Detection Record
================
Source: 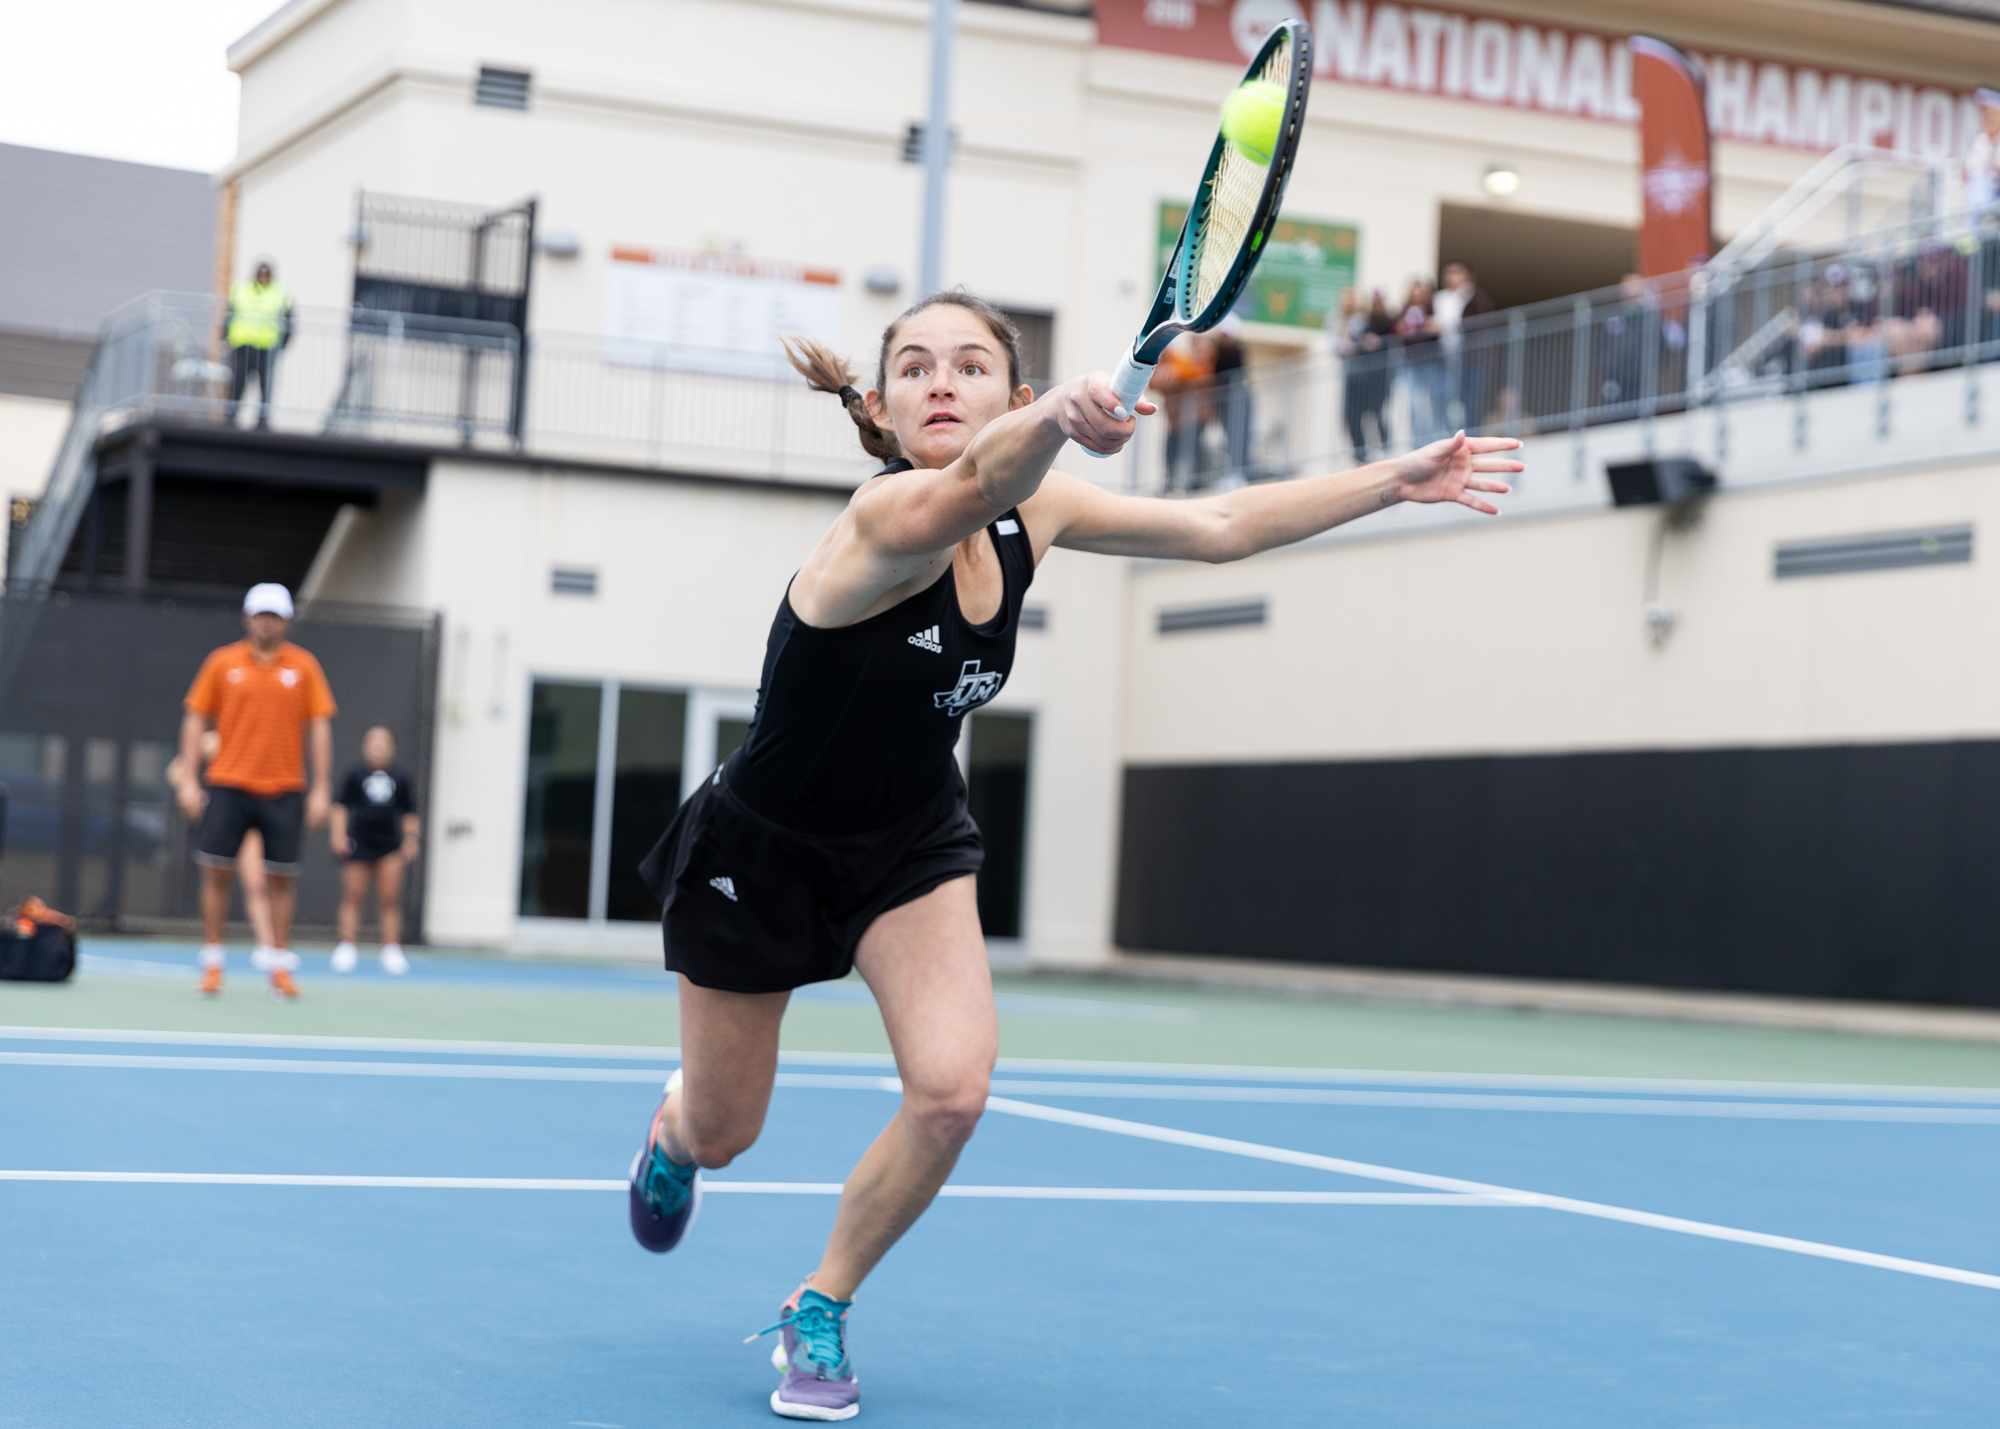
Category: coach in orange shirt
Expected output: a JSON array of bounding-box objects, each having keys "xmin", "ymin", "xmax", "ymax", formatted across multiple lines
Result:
[{"xmin": 174, "ymin": 583, "xmax": 336, "ymax": 998}]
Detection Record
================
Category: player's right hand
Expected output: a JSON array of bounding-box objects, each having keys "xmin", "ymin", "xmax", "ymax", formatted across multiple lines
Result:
[
  {"xmin": 175, "ymin": 782, "xmax": 206, "ymax": 822},
  {"xmin": 1046, "ymin": 374, "xmax": 1155, "ymax": 456}
]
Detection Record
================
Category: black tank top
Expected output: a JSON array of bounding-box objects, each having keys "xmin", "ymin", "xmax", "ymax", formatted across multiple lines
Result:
[{"xmin": 729, "ymin": 462, "xmax": 1034, "ymax": 834}]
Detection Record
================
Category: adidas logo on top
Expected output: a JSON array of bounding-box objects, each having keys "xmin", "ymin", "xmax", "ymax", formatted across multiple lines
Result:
[
  {"xmin": 907, "ymin": 624, "xmax": 943, "ymax": 653},
  {"xmin": 709, "ymin": 875, "xmax": 738, "ymax": 902}
]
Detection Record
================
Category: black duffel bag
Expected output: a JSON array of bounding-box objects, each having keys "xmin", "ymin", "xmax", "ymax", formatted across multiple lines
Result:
[{"xmin": 0, "ymin": 906, "xmax": 77, "ymax": 982}]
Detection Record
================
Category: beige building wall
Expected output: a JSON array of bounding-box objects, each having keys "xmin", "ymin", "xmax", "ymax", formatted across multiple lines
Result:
[
  {"xmin": 1123, "ymin": 455, "xmax": 2000, "ymax": 765},
  {"xmin": 0, "ymin": 394, "xmax": 71, "ymax": 502},
  {"xmin": 219, "ymin": 0, "xmax": 2000, "ymax": 960}
]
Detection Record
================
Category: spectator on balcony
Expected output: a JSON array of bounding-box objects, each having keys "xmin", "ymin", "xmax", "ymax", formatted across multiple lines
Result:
[
  {"xmin": 1595, "ymin": 274, "xmax": 1650, "ymax": 414},
  {"xmin": 1337, "ymin": 286, "xmax": 1396, "ymax": 458},
  {"xmin": 1205, "ymin": 315, "xmax": 1252, "ymax": 486},
  {"xmin": 1965, "ymin": 91, "xmax": 2000, "ymax": 216},
  {"xmin": 1881, "ymin": 241, "xmax": 1963, "ymax": 372},
  {"xmin": 1430, "ymin": 261, "xmax": 1495, "ymax": 430},
  {"xmin": 1151, "ymin": 330, "xmax": 1215, "ymax": 492},
  {"xmin": 223, "ymin": 259, "xmax": 293, "ymax": 430},
  {"xmin": 1799, "ymin": 264, "xmax": 1875, "ymax": 383},
  {"xmin": 1394, "ymin": 278, "xmax": 1441, "ymax": 440}
]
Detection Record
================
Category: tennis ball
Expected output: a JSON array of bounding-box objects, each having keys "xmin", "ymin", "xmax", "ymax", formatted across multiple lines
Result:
[{"xmin": 1220, "ymin": 79, "xmax": 1286, "ymax": 165}]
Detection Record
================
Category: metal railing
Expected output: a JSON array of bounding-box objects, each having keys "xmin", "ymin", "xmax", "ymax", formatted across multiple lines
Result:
[
  {"xmin": 520, "ymin": 332, "xmax": 880, "ymax": 484},
  {"xmin": 10, "ymin": 293, "xmax": 526, "ymax": 588},
  {"xmin": 10, "ymin": 294, "xmax": 886, "ymax": 589},
  {"xmin": 1132, "ymin": 172, "xmax": 2000, "ymax": 495}
]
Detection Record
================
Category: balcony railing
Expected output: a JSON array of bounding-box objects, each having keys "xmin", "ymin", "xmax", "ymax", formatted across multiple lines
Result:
[
  {"xmin": 1131, "ymin": 197, "xmax": 2000, "ymax": 496},
  {"xmin": 10, "ymin": 294, "xmax": 878, "ymax": 588}
]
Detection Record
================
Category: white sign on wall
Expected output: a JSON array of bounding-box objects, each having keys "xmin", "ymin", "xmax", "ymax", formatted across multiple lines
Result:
[{"xmin": 603, "ymin": 246, "xmax": 843, "ymax": 378}]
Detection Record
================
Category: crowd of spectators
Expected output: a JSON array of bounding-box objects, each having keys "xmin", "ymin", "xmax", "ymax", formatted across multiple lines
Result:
[
  {"xmin": 1149, "ymin": 314, "xmax": 1252, "ymax": 492},
  {"xmin": 1335, "ymin": 261, "xmax": 1497, "ymax": 457}
]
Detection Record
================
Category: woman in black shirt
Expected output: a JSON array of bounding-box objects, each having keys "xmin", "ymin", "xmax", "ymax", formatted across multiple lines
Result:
[
  {"xmin": 329, "ymin": 725, "xmax": 419, "ymax": 975},
  {"xmin": 628, "ymin": 290, "xmax": 1520, "ymax": 1420}
]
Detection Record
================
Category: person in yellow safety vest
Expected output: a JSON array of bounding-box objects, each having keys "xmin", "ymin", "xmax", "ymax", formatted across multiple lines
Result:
[{"xmin": 223, "ymin": 260, "xmax": 293, "ymax": 430}]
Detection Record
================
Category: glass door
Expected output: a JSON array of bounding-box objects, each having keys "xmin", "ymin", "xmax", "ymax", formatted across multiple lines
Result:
[
  {"xmin": 966, "ymin": 711, "xmax": 1031, "ymax": 937},
  {"xmin": 520, "ymin": 679, "xmax": 748, "ymax": 924}
]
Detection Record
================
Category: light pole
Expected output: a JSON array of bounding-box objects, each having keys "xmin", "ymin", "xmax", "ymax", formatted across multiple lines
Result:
[{"xmin": 918, "ymin": 0, "xmax": 958, "ymax": 297}]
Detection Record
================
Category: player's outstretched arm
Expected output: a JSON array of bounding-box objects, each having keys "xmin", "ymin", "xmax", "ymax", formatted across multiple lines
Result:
[
  {"xmin": 1038, "ymin": 431, "xmax": 1519, "ymax": 564},
  {"xmin": 854, "ymin": 374, "xmax": 1153, "ymax": 559}
]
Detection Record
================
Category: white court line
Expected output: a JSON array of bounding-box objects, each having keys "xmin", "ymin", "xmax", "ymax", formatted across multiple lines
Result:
[
  {"xmin": 982, "ymin": 1080, "xmax": 2000, "ymax": 1124},
  {"xmin": 6, "ymin": 1051, "xmax": 1997, "ymax": 1122},
  {"xmin": 8, "ymin": 1026, "xmax": 2000, "ymax": 1104},
  {"xmin": 0, "ymin": 1170, "xmax": 1498, "ymax": 1204},
  {"xmin": 0, "ymin": 1051, "xmax": 680, "ymax": 1083},
  {"xmin": 984, "ymin": 1097, "xmax": 2000, "ymax": 1292}
]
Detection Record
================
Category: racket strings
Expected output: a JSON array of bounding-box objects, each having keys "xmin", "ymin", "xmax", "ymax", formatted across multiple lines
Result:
[{"xmin": 1188, "ymin": 41, "xmax": 1295, "ymax": 316}]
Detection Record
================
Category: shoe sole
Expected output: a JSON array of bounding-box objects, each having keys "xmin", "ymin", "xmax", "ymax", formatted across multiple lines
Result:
[{"xmin": 768, "ymin": 1391, "xmax": 858, "ymax": 1422}]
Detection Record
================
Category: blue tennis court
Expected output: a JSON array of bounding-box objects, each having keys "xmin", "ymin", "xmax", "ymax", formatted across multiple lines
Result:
[{"xmin": 5, "ymin": 981, "xmax": 1999, "ymax": 1427}]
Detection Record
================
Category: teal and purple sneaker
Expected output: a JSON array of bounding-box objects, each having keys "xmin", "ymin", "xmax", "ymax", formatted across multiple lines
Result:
[
  {"xmin": 627, "ymin": 1070, "xmax": 700, "ymax": 1253},
  {"xmin": 750, "ymin": 1283, "xmax": 859, "ymax": 1421}
]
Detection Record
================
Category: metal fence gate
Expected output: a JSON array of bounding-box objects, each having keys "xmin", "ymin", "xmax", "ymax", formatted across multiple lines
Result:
[{"xmin": 0, "ymin": 593, "xmax": 439, "ymax": 939}]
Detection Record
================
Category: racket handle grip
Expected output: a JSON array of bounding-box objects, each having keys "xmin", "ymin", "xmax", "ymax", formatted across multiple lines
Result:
[{"xmin": 1109, "ymin": 352, "xmax": 1155, "ymax": 415}]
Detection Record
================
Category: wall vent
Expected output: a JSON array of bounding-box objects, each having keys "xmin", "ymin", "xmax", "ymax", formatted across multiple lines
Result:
[
  {"xmin": 475, "ymin": 67, "xmax": 532, "ymax": 110},
  {"xmin": 550, "ymin": 567, "xmax": 597, "ymax": 596},
  {"xmin": 1774, "ymin": 526, "xmax": 1971, "ymax": 579},
  {"xmin": 1019, "ymin": 604, "xmax": 1048, "ymax": 631},
  {"xmin": 901, "ymin": 122, "xmax": 958, "ymax": 164},
  {"xmin": 1158, "ymin": 599, "xmax": 1266, "ymax": 634}
]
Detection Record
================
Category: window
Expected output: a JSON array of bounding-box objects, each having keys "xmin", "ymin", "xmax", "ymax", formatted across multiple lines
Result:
[{"xmin": 966, "ymin": 712, "xmax": 1032, "ymax": 937}]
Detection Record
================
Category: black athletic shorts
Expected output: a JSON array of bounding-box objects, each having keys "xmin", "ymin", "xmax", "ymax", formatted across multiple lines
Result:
[
  {"xmin": 639, "ymin": 761, "xmax": 984, "ymax": 994},
  {"xmin": 195, "ymin": 786, "xmax": 305, "ymax": 875},
  {"xmin": 341, "ymin": 834, "xmax": 403, "ymax": 865}
]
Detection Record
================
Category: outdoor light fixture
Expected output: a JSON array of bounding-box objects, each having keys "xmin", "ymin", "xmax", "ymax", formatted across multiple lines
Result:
[
  {"xmin": 864, "ymin": 265, "xmax": 902, "ymax": 295},
  {"xmin": 343, "ymin": 224, "xmax": 369, "ymax": 249},
  {"xmin": 1482, "ymin": 164, "xmax": 1520, "ymax": 198},
  {"xmin": 539, "ymin": 228, "xmax": 582, "ymax": 259}
]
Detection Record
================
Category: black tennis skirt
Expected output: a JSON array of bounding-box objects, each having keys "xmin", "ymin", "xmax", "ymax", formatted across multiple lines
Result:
[{"xmin": 637, "ymin": 759, "xmax": 984, "ymax": 994}]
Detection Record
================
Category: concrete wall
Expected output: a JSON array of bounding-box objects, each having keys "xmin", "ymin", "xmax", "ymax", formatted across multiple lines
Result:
[
  {"xmin": 1123, "ymin": 453, "xmax": 2000, "ymax": 765},
  {"xmin": 216, "ymin": 0, "xmax": 1951, "ymax": 373}
]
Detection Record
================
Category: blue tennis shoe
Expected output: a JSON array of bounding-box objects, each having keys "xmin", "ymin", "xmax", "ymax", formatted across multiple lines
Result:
[{"xmin": 628, "ymin": 1070, "xmax": 701, "ymax": 1253}]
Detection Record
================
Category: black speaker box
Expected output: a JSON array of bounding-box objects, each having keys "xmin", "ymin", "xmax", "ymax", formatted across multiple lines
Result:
[{"xmin": 1607, "ymin": 457, "xmax": 1717, "ymax": 507}]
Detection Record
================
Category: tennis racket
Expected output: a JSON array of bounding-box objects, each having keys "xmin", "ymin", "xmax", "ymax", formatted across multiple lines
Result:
[{"xmin": 1108, "ymin": 19, "xmax": 1314, "ymax": 417}]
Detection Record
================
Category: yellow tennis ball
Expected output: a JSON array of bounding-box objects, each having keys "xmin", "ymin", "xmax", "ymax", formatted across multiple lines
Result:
[{"xmin": 1220, "ymin": 79, "xmax": 1286, "ymax": 165}]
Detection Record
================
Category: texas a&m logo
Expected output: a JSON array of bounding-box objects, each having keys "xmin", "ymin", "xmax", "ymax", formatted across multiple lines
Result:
[{"xmin": 933, "ymin": 660, "xmax": 1003, "ymax": 717}]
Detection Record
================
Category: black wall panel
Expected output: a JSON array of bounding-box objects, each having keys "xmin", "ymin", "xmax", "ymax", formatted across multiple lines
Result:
[{"xmin": 1115, "ymin": 743, "xmax": 2000, "ymax": 1006}]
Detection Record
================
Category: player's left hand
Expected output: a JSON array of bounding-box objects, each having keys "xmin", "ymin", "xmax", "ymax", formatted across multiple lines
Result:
[
  {"xmin": 1047, "ymin": 374, "xmax": 1157, "ymax": 456},
  {"xmin": 1391, "ymin": 431, "xmax": 1520, "ymax": 514},
  {"xmin": 306, "ymin": 787, "xmax": 332, "ymax": 829}
]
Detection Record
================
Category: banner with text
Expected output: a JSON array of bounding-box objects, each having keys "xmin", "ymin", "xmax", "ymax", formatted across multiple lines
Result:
[
  {"xmin": 1160, "ymin": 203, "xmax": 1358, "ymax": 328},
  {"xmin": 604, "ymin": 247, "xmax": 842, "ymax": 378},
  {"xmin": 1104, "ymin": 0, "xmax": 1980, "ymax": 159}
]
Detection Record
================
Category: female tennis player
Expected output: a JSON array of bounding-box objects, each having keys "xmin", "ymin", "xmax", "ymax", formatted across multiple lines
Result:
[{"xmin": 628, "ymin": 289, "xmax": 1519, "ymax": 1421}]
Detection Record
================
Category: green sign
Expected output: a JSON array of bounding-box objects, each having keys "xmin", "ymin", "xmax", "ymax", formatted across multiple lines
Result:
[{"xmin": 1157, "ymin": 203, "xmax": 1358, "ymax": 330}]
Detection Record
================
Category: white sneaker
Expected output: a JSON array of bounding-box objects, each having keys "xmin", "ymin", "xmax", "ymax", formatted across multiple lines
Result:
[
  {"xmin": 380, "ymin": 944, "xmax": 409, "ymax": 976},
  {"xmin": 330, "ymin": 942, "xmax": 359, "ymax": 973}
]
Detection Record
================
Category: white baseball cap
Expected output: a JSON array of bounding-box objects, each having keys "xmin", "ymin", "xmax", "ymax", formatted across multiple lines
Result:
[{"xmin": 243, "ymin": 583, "xmax": 294, "ymax": 618}]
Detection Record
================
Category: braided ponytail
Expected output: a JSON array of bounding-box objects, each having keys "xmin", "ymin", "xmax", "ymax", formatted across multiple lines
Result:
[{"xmin": 781, "ymin": 335, "xmax": 902, "ymax": 464}]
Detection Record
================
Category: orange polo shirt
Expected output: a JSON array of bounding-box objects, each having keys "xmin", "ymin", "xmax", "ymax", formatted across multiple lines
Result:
[{"xmin": 184, "ymin": 641, "xmax": 337, "ymax": 797}]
